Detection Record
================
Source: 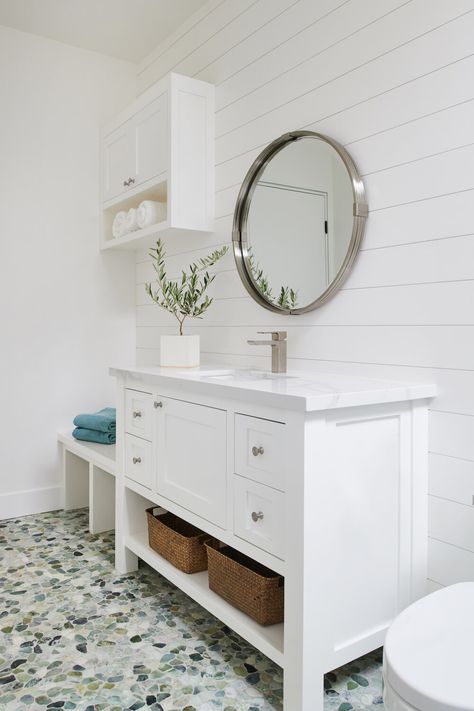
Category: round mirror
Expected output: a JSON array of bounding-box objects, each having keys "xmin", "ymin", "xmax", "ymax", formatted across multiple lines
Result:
[{"xmin": 232, "ymin": 131, "xmax": 368, "ymax": 314}]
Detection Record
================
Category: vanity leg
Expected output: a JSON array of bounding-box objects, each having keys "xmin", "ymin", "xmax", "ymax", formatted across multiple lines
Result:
[
  {"xmin": 283, "ymin": 548, "xmax": 325, "ymax": 708},
  {"xmin": 116, "ymin": 543, "xmax": 138, "ymax": 574},
  {"xmin": 114, "ymin": 374, "xmax": 139, "ymax": 575},
  {"xmin": 283, "ymin": 569, "xmax": 326, "ymax": 711},
  {"xmin": 283, "ymin": 414, "xmax": 327, "ymax": 711},
  {"xmin": 283, "ymin": 665, "xmax": 325, "ymax": 711}
]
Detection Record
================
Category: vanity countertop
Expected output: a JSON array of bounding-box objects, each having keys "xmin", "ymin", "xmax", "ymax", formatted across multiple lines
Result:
[{"xmin": 110, "ymin": 365, "xmax": 436, "ymax": 412}]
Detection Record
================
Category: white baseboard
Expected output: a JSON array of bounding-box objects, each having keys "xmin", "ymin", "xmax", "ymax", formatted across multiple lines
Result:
[{"xmin": 0, "ymin": 485, "xmax": 63, "ymax": 521}]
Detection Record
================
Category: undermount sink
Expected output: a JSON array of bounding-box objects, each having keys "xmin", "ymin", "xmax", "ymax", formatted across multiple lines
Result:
[{"xmin": 196, "ymin": 368, "xmax": 296, "ymax": 381}]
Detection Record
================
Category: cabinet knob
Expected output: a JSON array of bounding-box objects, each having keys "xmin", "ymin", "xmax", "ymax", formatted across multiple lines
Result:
[
  {"xmin": 251, "ymin": 511, "xmax": 264, "ymax": 522},
  {"xmin": 123, "ymin": 179, "xmax": 128, "ymax": 187},
  {"xmin": 154, "ymin": 401, "xmax": 163, "ymax": 408},
  {"xmin": 252, "ymin": 446, "xmax": 264, "ymax": 456},
  {"xmin": 132, "ymin": 410, "xmax": 142, "ymax": 418},
  {"xmin": 129, "ymin": 177, "xmax": 135, "ymax": 184},
  {"xmin": 132, "ymin": 456, "xmax": 142, "ymax": 464}
]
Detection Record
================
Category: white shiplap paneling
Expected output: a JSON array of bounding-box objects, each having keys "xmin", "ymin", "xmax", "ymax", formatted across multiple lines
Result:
[{"xmin": 135, "ymin": 0, "xmax": 474, "ymax": 584}]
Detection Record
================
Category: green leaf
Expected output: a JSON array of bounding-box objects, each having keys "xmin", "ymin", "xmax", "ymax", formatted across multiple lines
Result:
[{"xmin": 144, "ymin": 238, "xmax": 228, "ymax": 332}]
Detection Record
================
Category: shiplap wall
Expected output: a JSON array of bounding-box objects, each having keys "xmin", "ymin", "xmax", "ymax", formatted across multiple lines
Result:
[{"xmin": 134, "ymin": 0, "xmax": 474, "ymax": 588}]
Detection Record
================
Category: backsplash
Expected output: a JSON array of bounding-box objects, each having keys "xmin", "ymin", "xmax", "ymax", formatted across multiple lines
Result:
[{"xmin": 134, "ymin": 0, "xmax": 474, "ymax": 587}]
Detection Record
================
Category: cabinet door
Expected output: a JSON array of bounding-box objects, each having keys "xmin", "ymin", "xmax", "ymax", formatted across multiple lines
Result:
[
  {"xmin": 102, "ymin": 123, "xmax": 132, "ymax": 202},
  {"xmin": 156, "ymin": 397, "xmax": 227, "ymax": 528},
  {"xmin": 133, "ymin": 93, "xmax": 168, "ymax": 187}
]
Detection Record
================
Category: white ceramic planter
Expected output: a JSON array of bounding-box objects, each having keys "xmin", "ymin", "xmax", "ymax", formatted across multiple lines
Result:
[{"xmin": 160, "ymin": 334, "xmax": 200, "ymax": 368}]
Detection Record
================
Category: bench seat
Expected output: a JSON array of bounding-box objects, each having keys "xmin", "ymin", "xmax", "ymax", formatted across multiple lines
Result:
[{"xmin": 58, "ymin": 431, "xmax": 116, "ymax": 534}]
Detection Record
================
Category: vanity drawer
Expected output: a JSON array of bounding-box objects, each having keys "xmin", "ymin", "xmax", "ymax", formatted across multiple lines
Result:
[
  {"xmin": 233, "ymin": 476, "xmax": 284, "ymax": 560},
  {"xmin": 125, "ymin": 434, "xmax": 153, "ymax": 489},
  {"xmin": 125, "ymin": 388, "xmax": 153, "ymax": 440},
  {"xmin": 235, "ymin": 414, "xmax": 285, "ymax": 491}
]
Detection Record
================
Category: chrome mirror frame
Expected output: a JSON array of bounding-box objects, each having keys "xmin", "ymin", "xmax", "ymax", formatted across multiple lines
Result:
[{"xmin": 232, "ymin": 130, "xmax": 368, "ymax": 315}]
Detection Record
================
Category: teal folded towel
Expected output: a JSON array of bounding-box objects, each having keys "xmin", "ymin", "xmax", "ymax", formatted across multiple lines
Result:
[
  {"xmin": 73, "ymin": 407, "xmax": 116, "ymax": 434},
  {"xmin": 73, "ymin": 428, "xmax": 115, "ymax": 445}
]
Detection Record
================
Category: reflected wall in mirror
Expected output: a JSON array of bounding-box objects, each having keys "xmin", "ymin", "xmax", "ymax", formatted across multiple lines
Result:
[{"xmin": 232, "ymin": 131, "xmax": 368, "ymax": 314}]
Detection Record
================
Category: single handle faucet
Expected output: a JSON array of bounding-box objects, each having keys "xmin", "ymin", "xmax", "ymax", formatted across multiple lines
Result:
[{"xmin": 247, "ymin": 331, "xmax": 287, "ymax": 373}]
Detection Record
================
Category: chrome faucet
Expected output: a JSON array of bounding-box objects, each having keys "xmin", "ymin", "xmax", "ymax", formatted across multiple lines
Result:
[{"xmin": 247, "ymin": 331, "xmax": 287, "ymax": 373}]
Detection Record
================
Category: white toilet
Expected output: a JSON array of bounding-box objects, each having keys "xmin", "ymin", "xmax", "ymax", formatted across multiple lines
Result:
[{"xmin": 383, "ymin": 582, "xmax": 474, "ymax": 710}]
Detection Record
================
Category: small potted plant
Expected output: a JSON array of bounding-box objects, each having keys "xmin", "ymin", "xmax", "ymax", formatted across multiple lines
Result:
[{"xmin": 145, "ymin": 238, "xmax": 228, "ymax": 367}]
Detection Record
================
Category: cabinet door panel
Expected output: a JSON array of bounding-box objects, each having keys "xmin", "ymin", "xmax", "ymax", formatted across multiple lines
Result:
[
  {"xmin": 134, "ymin": 93, "xmax": 168, "ymax": 187},
  {"xmin": 102, "ymin": 124, "xmax": 131, "ymax": 201},
  {"xmin": 156, "ymin": 398, "xmax": 226, "ymax": 528}
]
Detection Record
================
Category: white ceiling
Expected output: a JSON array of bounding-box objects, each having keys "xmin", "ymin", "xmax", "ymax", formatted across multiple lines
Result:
[{"xmin": 0, "ymin": 0, "xmax": 210, "ymax": 63}]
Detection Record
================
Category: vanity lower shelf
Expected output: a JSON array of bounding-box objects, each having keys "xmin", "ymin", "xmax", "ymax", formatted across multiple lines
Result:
[{"xmin": 124, "ymin": 529, "xmax": 285, "ymax": 668}]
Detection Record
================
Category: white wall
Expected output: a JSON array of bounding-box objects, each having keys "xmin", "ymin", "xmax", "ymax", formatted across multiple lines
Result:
[
  {"xmin": 134, "ymin": 0, "xmax": 474, "ymax": 589},
  {"xmin": 0, "ymin": 25, "xmax": 137, "ymax": 518}
]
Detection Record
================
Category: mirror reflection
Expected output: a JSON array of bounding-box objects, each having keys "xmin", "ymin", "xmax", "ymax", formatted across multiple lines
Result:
[{"xmin": 233, "ymin": 132, "xmax": 367, "ymax": 314}]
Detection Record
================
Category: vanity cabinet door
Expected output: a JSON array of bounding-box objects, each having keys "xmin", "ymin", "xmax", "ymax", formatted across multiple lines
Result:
[
  {"xmin": 102, "ymin": 123, "xmax": 133, "ymax": 202},
  {"xmin": 155, "ymin": 397, "xmax": 227, "ymax": 528},
  {"xmin": 133, "ymin": 93, "xmax": 168, "ymax": 187}
]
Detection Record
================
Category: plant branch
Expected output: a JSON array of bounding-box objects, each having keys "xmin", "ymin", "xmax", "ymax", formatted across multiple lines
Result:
[{"xmin": 145, "ymin": 239, "xmax": 228, "ymax": 335}]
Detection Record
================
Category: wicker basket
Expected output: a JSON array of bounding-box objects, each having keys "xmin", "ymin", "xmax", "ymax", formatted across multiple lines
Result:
[
  {"xmin": 205, "ymin": 541, "xmax": 284, "ymax": 625},
  {"xmin": 146, "ymin": 507, "xmax": 214, "ymax": 574}
]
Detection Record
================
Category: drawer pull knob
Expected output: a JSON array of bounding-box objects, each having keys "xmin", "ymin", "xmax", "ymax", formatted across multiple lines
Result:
[
  {"xmin": 132, "ymin": 410, "xmax": 142, "ymax": 418},
  {"xmin": 154, "ymin": 401, "xmax": 163, "ymax": 408},
  {"xmin": 251, "ymin": 511, "xmax": 264, "ymax": 522},
  {"xmin": 252, "ymin": 446, "xmax": 264, "ymax": 456},
  {"xmin": 132, "ymin": 456, "xmax": 142, "ymax": 464}
]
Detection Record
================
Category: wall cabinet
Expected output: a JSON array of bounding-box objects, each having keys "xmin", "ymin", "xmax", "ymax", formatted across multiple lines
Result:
[
  {"xmin": 112, "ymin": 366, "xmax": 435, "ymax": 711},
  {"xmin": 102, "ymin": 124, "xmax": 130, "ymax": 202},
  {"xmin": 103, "ymin": 94, "xmax": 168, "ymax": 204},
  {"xmin": 100, "ymin": 72, "xmax": 214, "ymax": 250}
]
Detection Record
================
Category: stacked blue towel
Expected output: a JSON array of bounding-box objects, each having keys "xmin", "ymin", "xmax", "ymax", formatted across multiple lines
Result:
[{"xmin": 72, "ymin": 407, "xmax": 116, "ymax": 445}]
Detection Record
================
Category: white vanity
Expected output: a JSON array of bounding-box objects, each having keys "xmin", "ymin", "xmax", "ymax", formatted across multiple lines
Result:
[{"xmin": 111, "ymin": 364, "xmax": 435, "ymax": 711}]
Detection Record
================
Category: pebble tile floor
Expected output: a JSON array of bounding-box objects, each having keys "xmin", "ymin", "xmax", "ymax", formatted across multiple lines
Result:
[{"xmin": 0, "ymin": 510, "xmax": 384, "ymax": 710}]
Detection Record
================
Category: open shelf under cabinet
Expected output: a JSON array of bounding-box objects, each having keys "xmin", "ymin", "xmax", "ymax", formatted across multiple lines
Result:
[{"xmin": 124, "ymin": 529, "xmax": 285, "ymax": 668}]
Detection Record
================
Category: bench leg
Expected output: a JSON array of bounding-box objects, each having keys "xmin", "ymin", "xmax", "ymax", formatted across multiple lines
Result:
[
  {"xmin": 63, "ymin": 448, "xmax": 89, "ymax": 511},
  {"xmin": 115, "ymin": 480, "xmax": 139, "ymax": 574},
  {"xmin": 90, "ymin": 465, "xmax": 115, "ymax": 534}
]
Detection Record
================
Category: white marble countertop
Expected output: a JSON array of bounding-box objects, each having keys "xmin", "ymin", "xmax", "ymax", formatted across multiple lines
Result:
[{"xmin": 110, "ymin": 365, "xmax": 437, "ymax": 412}]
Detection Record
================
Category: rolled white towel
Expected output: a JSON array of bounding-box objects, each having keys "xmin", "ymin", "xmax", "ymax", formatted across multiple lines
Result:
[
  {"xmin": 112, "ymin": 211, "xmax": 127, "ymax": 238},
  {"xmin": 126, "ymin": 207, "xmax": 139, "ymax": 232},
  {"xmin": 137, "ymin": 200, "xmax": 166, "ymax": 229}
]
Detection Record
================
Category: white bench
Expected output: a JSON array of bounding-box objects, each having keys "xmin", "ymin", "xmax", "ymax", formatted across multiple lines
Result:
[{"xmin": 58, "ymin": 431, "xmax": 116, "ymax": 534}]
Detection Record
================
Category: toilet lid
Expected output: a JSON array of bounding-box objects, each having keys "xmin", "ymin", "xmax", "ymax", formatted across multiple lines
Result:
[{"xmin": 384, "ymin": 583, "xmax": 474, "ymax": 711}]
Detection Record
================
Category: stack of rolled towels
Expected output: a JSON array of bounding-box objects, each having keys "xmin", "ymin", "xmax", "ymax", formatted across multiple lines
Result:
[
  {"xmin": 112, "ymin": 200, "xmax": 166, "ymax": 239},
  {"xmin": 72, "ymin": 407, "xmax": 116, "ymax": 445}
]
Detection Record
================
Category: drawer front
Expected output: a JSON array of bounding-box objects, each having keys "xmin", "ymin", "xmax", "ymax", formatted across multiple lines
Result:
[
  {"xmin": 125, "ymin": 434, "xmax": 153, "ymax": 489},
  {"xmin": 125, "ymin": 389, "xmax": 153, "ymax": 440},
  {"xmin": 233, "ymin": 476, "xmax": 285, "ymax": 560},
  {"xmin": 235, "ymin": 414, "xmax": 285, "ymax": 491}
]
